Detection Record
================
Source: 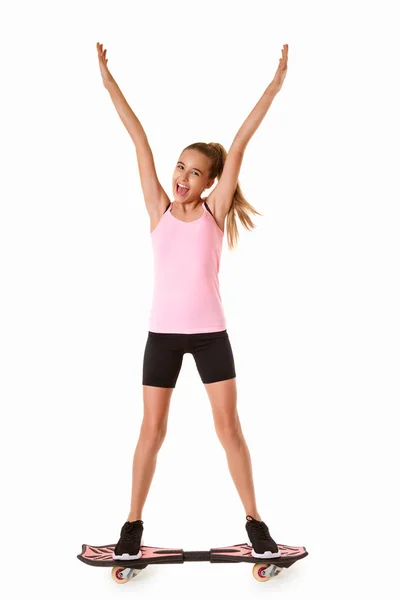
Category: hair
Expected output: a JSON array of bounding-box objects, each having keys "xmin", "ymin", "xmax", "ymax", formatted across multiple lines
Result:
[{"xmin": 183, "ymin": 141, "xmax": 263, "ymax": 250}]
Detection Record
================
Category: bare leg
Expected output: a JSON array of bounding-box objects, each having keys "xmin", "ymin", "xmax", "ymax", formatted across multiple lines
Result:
[
  {"xmin": 204, "ymin": 378, "xmax": 262, "ymax": 521},
  {"xmin": 127, "ymin": 385, "xmax": 173, "ymax": 521}
]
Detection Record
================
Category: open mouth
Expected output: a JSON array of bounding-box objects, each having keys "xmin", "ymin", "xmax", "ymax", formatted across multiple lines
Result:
[{"xmin": 176, "ymin": 183, "xmax": 189, "ymax": 197}]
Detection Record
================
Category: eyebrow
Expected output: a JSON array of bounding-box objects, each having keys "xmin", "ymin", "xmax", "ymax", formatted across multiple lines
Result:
[{"xmin": 177, "ymin": 161, "xmax": 203, "ymax": 174}]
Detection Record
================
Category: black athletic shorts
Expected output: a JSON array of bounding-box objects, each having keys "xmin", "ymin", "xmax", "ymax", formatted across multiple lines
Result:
[{"xmin": 142, "ymin": 329, "xmax": 236, "ymax": 388}]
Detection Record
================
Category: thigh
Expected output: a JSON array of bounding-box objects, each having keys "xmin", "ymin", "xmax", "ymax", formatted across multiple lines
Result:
[
  {"xmin": 190, "ymin": 330, "xmax": 236, "ymax": 385},
  {"xmin": 203, "ymin": 377, "xmax": 239, "ymax": 432},
  {"xmin": 142, "ymin": 332, "xmax": 185, "ymax": 388},
  {"xmin": 142, "ymin": 384, "xmax": 174, "ymax": 432}
]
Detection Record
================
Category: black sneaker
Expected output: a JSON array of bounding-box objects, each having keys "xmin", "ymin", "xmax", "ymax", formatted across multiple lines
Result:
[
  {"xmin": 245, "ymin": 515, "xmax": 281, "ymax": 559},
  {"xmin": 112, "ymin": 519, "xmax": 144, "ymax": 560}
]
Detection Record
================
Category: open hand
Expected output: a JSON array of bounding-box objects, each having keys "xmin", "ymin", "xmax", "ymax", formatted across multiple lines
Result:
[
  {"xmin": 272, "ymin": 44, "xmax": 288, "ymax": 92},
  {"xmin": 96, "ymin": 42, "xmax": 114, "ymax": 87}
]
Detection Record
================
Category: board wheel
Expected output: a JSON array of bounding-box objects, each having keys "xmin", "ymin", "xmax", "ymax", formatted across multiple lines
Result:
[
  {"xmin": 252, "ymin": 563, "xmax": 271, "ymax": 582},
  {"xmin": 111, "ymin": 566, "xmax": 129, "ymax": 584}
]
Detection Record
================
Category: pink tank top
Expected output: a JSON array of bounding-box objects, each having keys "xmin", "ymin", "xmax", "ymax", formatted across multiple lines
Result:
[{"xmin": 148, "ymin": 201, "xmax": 227, "ymax": 334}]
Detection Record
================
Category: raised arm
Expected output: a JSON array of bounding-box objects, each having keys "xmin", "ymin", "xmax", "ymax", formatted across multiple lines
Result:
[
  {"xmin": 96, "ymin": 43, "xmax": 169, "ymax": 217},
  {"xmin": 208, "ymin": 45, "xmax": 288, "ymax": 220}
]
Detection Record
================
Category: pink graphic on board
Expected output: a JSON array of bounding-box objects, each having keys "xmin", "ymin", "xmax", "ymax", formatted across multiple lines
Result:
[
  {"xmin": 81, "ymin": 545, "xmax": 182, "ymax": 563},
  {"xmin": 211, "ymin": 543, "xmax": 306, "ymax": 558}
]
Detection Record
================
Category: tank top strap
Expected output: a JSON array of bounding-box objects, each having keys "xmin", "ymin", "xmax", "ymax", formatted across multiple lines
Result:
[
  {"xmin": 204, "ymin": 200, "xmax": 222, "ymax": 228},
  {"xmin": 204, "ymin": 201, "xmax": 212, "ymax": 215}
]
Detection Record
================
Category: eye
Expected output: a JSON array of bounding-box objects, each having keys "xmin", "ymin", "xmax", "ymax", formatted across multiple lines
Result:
[{"xmin": 193, "ymin": 171, "xmax": 199, "ymax": 176}]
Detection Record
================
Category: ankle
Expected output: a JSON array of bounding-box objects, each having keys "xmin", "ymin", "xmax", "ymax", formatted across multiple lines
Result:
[
  {"xmin": 247, "ymin": 512, "xmax": 262, "ymax": 522},
  {"xmin": 127, "ymin": 513, "xmax": 142, "ymax": 522}
]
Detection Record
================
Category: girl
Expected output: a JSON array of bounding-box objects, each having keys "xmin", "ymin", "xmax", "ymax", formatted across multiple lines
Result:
[{"xmin": 96, "ymin": 41, "xmax": 288, "ymax": 561}]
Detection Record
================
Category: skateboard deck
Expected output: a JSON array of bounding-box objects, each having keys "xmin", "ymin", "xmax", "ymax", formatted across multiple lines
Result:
[{"xmin": 77, "ymin": 542, "xmax": 308, "ymax": 584}]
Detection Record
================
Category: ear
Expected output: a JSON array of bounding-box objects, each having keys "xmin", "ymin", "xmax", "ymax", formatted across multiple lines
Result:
[{"xmin": 205, "ymin": 178, "xmax": 215, "ymax": 190}]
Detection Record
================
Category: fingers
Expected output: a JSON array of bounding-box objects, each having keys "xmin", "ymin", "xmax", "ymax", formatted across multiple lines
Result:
[
  {"xmin": 279, "ymin": 44, "xmax": 288, "ymax": 67},
  {"xmin": 96, "ymin": 41, "xmax": 107, "ymax": 60}
]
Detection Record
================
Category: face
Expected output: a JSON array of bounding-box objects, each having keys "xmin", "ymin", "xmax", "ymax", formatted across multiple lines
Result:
[{"xmin": 172, "ymin": 149, "xmax": 214, "ymax": 203}]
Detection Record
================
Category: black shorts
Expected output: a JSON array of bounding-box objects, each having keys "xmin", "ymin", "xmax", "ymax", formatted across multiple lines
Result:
[{"xmin": 142, "ymin": 330, "xmax": 236, "ymax": 388}]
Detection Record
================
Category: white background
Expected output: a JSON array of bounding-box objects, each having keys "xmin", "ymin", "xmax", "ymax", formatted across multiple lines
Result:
[{"xmin": 1, "ymin": 0, "xmax": 399, "ymax": 598}]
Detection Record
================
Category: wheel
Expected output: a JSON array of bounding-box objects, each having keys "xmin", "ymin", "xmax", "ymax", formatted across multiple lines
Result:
[
  {"xmin": 252, "ymin": 563, "xmax": 271, "ymax": 582},
  {"xmin": 111, "ymin": 566, "xmax": 129, "ymax": 584},
  {"xmin": 111, "ymin": 566, "xmax": 143, "ymax": 584}
]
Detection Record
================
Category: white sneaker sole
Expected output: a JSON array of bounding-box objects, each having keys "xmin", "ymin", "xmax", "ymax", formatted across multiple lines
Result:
[
  {"xmin": 112, "ymin": 549, "xmax": 142, "ymax": 560},
  {"xmin": 251, "ymin": 549, "xmax": 281, "ymax": 559}
]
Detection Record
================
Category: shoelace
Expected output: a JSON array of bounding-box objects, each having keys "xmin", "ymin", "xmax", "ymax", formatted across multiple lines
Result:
[
  {"xmin": 247, "ymin": 516, "xmax": 272, "ymax": 541},
  {"xmin": 120, "ymin": 520, "xmax": 143, "ymax": 541}
]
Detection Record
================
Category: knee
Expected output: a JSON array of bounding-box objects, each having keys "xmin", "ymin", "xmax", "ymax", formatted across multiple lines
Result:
[
  {"xmin": 140, "ymin": 421, "xmax": 167, "ymax": 450},
  {"xmin": 215, "ymin": 417, "xmax": 242, "ymax": 447}
]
